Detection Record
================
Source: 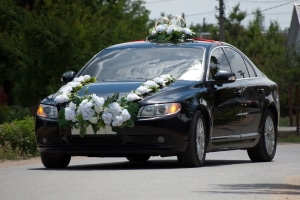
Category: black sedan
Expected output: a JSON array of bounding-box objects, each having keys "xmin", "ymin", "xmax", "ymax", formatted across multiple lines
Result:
[{"xmin": 35, "ymin": 38, "xmax": 279, "ymax": 168}]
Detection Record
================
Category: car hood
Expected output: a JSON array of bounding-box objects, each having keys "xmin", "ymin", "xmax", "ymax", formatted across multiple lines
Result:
[{"xmin": 49, "ymin": 80, "xmax": 201, "ymax": 105}]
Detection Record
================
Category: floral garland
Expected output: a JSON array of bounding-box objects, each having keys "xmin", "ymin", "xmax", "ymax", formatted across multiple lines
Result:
[
  {"xmin": 146, "ymin": 16, "xmax": 195, "ymax": 43},
  {"xmin": 54, "ymin": 75, "xmax": 176, "ymax": 137}
]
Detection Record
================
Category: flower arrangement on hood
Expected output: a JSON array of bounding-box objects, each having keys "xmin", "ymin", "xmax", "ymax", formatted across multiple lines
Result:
[
  {"xmin": 55, "ymin": 74, "xmax": 176, "ymax": 137},
  {"xmin": 146, "ymin": 16, "xmax": 195, "ymax": 43}
]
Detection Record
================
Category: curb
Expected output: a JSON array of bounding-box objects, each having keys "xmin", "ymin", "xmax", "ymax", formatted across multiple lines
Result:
[{"xmin": 278, "ymin": 127, "xmax": 299, "ymax": 137}]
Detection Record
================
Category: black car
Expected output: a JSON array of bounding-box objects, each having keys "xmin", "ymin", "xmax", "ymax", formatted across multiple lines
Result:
[{"xmin": 35, "ymin": 36, "xmax": 279, "ymax": 168}]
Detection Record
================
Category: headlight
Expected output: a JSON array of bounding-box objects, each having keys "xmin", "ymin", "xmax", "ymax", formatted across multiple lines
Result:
[
  {"xmin": 138, "ymin": 103, "xmax": 181, "ymax": 117},
  {"xmin": 37, "ymin": 104, "xmax": 58, "ymax": 118}
]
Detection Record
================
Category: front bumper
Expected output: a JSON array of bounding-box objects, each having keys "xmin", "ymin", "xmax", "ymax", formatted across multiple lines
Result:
[{"xmin": 35, "ymin": 115, "xmax": 191, "ymax": 157}]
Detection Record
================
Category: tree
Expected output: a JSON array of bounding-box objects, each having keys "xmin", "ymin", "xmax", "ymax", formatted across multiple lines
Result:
[
  {"xmin": 224, "ymin": 3, "xmax": 246, "ymax": 44},
  {"xmin": 0, "ymin": 0, "xmax": 150, "ymax": 110}
]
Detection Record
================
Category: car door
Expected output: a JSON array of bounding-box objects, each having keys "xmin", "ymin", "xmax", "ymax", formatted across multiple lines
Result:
[
  {"xmin": 222, "ymin": 47, "xmax": 262, "ymax": 140},
  {"xmin": 207, "ymin": 47, "xmax": 242, "ymax": 143}
]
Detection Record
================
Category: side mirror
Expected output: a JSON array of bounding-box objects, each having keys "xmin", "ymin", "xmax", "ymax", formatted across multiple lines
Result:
[
  {"xmin": 61, "ymin": 71, "xmax": 76, "ymax": 84},
  {"xmin": 214, "ymin": 71, "xmax": 236, "ymax": 86}
]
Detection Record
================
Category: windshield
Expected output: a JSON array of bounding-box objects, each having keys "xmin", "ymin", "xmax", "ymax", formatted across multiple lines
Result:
[{"xmin": 80, "ymin": 47, "xmax": 205, "ymax": 81}]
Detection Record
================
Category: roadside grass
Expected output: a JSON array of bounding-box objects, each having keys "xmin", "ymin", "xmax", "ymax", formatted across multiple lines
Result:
[
  {"xmin": 278, "ymin": 133, "xmax": 300, "ymax": 143},
  {"xmin": 278, "ymin": 116, "xmax": 300, "ymax": 143},
  {"xmin": 0, "ymin": 145, "xmax": 38, "ymax": 161},
  {"xmin": 279, "ymin": 116, "xmax": 298, "ymax": 127}
]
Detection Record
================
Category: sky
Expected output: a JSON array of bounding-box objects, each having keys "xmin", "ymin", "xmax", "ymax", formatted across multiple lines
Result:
[{"xmin": 144, "ymin": 0, "xmax": 300, "ymax": 30}]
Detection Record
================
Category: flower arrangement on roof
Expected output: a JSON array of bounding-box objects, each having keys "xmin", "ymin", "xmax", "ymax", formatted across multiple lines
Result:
[
  {"xmin": 146, "ymin": 16, "xmax": 195, "ymax": 43},
  {"xmin": 55, "ymin": 75, "xmax": 176, "ymax": 137}
]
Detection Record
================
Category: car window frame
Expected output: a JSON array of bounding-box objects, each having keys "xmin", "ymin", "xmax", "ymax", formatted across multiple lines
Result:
[
  {"xmin": 222, "ymin": 47, "xmax": 251, "ymax": 79},
  {"xmin": 206, "ymin": 46, "xmax": 232, "ymax": 81},
  {"xmin": 227, "ymin": 46, "xmax": 259, "ymax": 78}
]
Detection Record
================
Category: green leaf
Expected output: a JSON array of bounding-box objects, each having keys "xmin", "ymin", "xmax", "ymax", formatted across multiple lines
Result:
[
  {"xmin": 111, "ymin": 126, "xmax": 120, "ymax": 132},
  {"xmin": 73, "ymin": 96, "xmax": 82, "ymax": 106},
  {"xmin": 105, "ymin": 93, "xmax": 120, "ymax": 105},
  {"xmin": 126, "ymin": 119, "xmax": 134, "ymax": 127},
  {"xmin": 78, "ymin": 120, "xmax": 89, "ymax": 137},
  {"xmin": 92, "ymin": 124, "xmax": 99, "ymax": 134},
  {"xmin": 58, "ymin": 110, "xmax": 69, "ymax": 128}
]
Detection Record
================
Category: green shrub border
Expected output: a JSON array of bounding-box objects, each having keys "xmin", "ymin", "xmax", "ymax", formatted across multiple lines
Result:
[{"xmin": 0, "ymin": 116, "xmax": 38, "ymax": 159}]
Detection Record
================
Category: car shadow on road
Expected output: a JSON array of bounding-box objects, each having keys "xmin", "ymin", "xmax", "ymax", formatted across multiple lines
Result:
[
  {"xmin": 29, "ymin": 158, "xmax": 252, "ymax": 171},
  {"xmin": 200, "ymin": 183, "xmax": 300, "ymax": 196}
]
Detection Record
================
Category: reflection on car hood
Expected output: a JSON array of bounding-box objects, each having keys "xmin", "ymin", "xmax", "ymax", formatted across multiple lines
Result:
[{"xmin": 52, "ymin": 80, "xmax": 200, "ymax": 104}]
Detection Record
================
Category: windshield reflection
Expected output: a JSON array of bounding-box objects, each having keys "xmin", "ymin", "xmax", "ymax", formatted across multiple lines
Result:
[{"xmin": 81, "ymin": 47, "xmax": 205, "ymax": 81}]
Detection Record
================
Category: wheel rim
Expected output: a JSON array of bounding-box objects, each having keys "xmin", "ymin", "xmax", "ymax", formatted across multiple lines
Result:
[
  {"xmin": 196, "ymin": 118, "xmax": 205, "ymax": 160},
  {"xmin": 264, "ymin": 115, "xmax": 275, "ymax": 155}
]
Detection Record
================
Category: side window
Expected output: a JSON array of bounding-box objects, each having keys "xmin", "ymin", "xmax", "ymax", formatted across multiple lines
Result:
[
  {"xmin": 244, "ymin": 59, "xmax": 256, "ymax": 77},
  {"xmin": 208, "ymin": 48, "xmax": 231, "ymax": 80},
  {"xmin": 223, "ymin": 47, "xmax": 249, "ymax": 79}
]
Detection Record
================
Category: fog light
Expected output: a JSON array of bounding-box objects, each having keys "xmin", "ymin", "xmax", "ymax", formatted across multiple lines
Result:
[
  {"xmin": 157, "ymin": 136, "xmax": 165, "ymax": 143},
  {"xmin": 42, "ymin": 137, "xmax": 48, "ymax": 144}
]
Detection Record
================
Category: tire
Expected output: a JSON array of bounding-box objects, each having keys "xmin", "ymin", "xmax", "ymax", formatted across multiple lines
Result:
[
  {"xmin": 247, "ymin": 109, "xmax": 277, "ymax": 162},
  {"xmin": 41, "ymin": 153, "xmax": 71, "ymax": 168},
  {"xmin": 126, "ymin": 156, "xmax": 150, "ymax": 162},
  {"xmin": 177, "ymin": 111, "xmax": 206, "ymax": 167}
]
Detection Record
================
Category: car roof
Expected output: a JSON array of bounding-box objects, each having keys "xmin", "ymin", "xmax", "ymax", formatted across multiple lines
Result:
[{"xmin": 105, "ymin": 39, "xmax": 226, "ymax": 50}]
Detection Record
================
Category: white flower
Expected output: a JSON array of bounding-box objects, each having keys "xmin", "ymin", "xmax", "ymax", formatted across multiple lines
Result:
[
  {"xmin": 151, "ymin": 29, "xmax": 157, "ymax": 36},
  {"xmin": 65, "ymin": 102, "xmax": 77, "ymax": 122},
  {"xmin": 112, "ymin": 115, "xmax": 124, "ymax": 127},
  {"xmin": 160, "ymin": 74, "xmax": 174, "ymax": 83},
  {"xmin": 74, "ymin": 76, "xmax": 85, "ymax": 82},
  {"xmin": 55, "ymin": 94, "xmax": 69, "ymax": 103},
  {"xmin": 102, "ymin": 111, "xmax": 113, "ymax": 125},
  {"xmin": 108, "ymin": 102, "xmax": 122, "ymax": 115},
  {"xmin": 92, "ymin": 94, "xmax": 104, "ymax": 107},
  {"xmin": 166, "ymin": 25, "xmax": 176, "ymax": 35},
  {"xmin": 144, "ymin": 80, "xmax": 159, "ymax": 88},
  {"xmin": 94, "ymin": 106, "xmax": 103, "ymax": 114},
  {"xmin": 160, "ymin": 74, "xmax": 172, "ymax": 80},
  {"xmin": 83, "ymin": 75, "xmax": 91, "ymax": 81},
  {"xmin": 79, "ymin": 99, "xmax": 95, "ymax": 120},
  {"xmin": 126, "ymin": 93, "xmax": 142, "ymax": 101},
  {"xmin": 136, "ymin": 85, "xmax": 151, "ymax": 95},
  {"xmin": 183, "ymin": 27, "xmax": 193, "ymax": 35},
  {"xmin": 153, "ymin": 77, "xmax": 165, "ymax": 86},
  {"xmin": 121, "ymin": 109, "xmax": 131, "ymax": 121},
  {"xmin": 89, "ymin": 116, "xmax": 99, "ymax": 124},
  {"xmin": 156, "ymin": 24, "xmax": 167, "ymax": 32},
  {"xmin": 60, "ymin": 85, "xmax": 73, "ymax": 94},
  {"xmin": 67, "ymin": 81, "xmax": 82, "ymax": 88}
]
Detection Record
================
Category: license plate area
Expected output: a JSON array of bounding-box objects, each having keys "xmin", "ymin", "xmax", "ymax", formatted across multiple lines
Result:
[{"xmin": 71, "ymin": 126, "xmax": 116, "ymax": 135}]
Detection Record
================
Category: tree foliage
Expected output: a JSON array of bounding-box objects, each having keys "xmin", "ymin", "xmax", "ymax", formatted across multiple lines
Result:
[
  {"xmin": 190, "ymin": 4, "xmax": 296, "ymax": 116},
  {"xmin": 0, "ymin": 0, "xmax": 149, "ymax": 107}
]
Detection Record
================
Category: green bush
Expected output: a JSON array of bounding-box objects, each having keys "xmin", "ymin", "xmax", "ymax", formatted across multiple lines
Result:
[
  {"xmin": 0, "ymin": 105, "xmax": 31, "ymax": 124},
  {"xmin": 0, "ymin": 116, "xmax": 37, "ymax": 159}
]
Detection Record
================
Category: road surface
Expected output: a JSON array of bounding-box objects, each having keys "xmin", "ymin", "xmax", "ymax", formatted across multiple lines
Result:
[{"xmin": 0, "ymin": 143, "xmax": 299, "ymax": 200}]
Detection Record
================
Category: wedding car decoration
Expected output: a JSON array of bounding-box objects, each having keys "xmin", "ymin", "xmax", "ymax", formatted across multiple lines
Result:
[
  {"xmin": 146, "ymin": 16, "xmax": 195, "ymax": 43},
  {"xmin": 55, "ymin": 74, "xmax": 176, "ymax": 136}
]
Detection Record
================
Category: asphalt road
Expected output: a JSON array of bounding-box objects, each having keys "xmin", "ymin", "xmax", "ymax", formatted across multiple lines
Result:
[{"xmin": 0, "ymin": 143, "xmax": 299, "ymax": 200}]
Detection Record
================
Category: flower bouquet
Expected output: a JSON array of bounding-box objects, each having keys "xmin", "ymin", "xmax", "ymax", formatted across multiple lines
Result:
[
  {"xmin": 55, "ymin": 75, "xmax": 176, "ymax": 137},
  {"xmin": 146, "ymin": 16, "xmax": 195, "ymax": 43}
]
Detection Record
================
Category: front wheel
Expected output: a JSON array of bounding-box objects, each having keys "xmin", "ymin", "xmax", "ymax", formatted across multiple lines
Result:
[
  {"xmin": 177, "ymin": 111, "xmax": 206, "ymax": 167},
  {"xmin": 247, "ymin": 109, "xmax": 277, "ymax": 162},
  {"xmin": 40, "ymin": 153, "xmax": 71, "ymax": 168}
]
